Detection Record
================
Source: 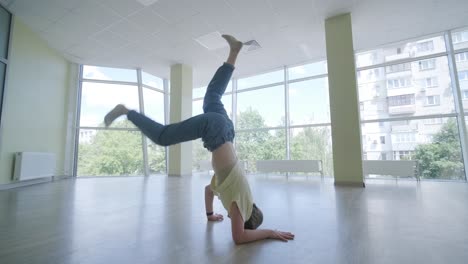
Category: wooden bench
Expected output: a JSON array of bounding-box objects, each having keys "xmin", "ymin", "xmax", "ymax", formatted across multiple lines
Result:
[
  {"xmin": 362, "ymin": 160, "xmax": 419, "ymax": 181},
  {"xmin": 255, "ymin": 160, "xmax": 324, "ymax": 178}
]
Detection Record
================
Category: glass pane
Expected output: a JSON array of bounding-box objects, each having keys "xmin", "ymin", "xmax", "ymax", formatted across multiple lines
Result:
[
  {"xmin": 236, "ymin": 129, "xmax": 286, "ymax": 173},
  {"xmin": 142, "ymin": 71, "xmax": 163, "ymax": 89},
  {"xmin": 77, "ymin": 129, "xmax": 144, "ymax": 176},
  {"xmin": 82, "ymin": 65, "xmax": 137, "ymax": 82},
  {"xmin": 361, "ymin": 118, "xmax": 464, "ymax": 180},
  {"xmin": 0, "ymin": 6, "xmax": 11, "ymax": 59},
  {"xmin": 237, "ymin": 85, "xmax": 285, "ymax": 129},
  {"xmin": 290, "ymin": 126, "xmax": 334, "ymax": 177},
  {"xmin": 457, "ymin": 53, "xmax": 468, "ymax": 112},
  {"xmin": 80, "ymin": 82, "xmax": 139, "ymax": 128},
  {"xmin": 289, "ymin": 77, "xmax": 330, "ymax": 125},
  {"xmin": 355, "ymin": 35, "xmax": 446, "ymax": 68},
  {"xmin": 143, "ymin": 88, "xmax": 165, "ymax": 124},
  {"xmin": 451, "ymin": 27, "xmax": 468, "ymax": 50},
  {"xmin": 192, "ymin": 99, "xmax": 203, "ymax": 117},
  {"xmin": 193, "ymin": 86, "xmax": 207, "ymax": 99},
  {"xmin": 192, "ymin": 139, "xmax": 211, "ymax": 172},
  {"xmin": 222, "ymin": 94, "xmax": 232, "ymax": 118},
  {"xmin": 238, "ymin": 70, "xmax": 284, "ymax": 90},
  {"xmin": 193, "ymin": 81, "xmax": 232, "ymax": 99},
  {"xmin": 288, "ymin": 60, "xmax": 327, "ymax": 80},
  {"xmin": 358, "ymin": 56, "xmax": 455, "ymax": 121},
  {"xmin": 148, "ymin": 142, "xmax": 166, "ymax": 174}
]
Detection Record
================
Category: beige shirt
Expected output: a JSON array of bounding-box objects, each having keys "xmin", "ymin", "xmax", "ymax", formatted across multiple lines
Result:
[{"xmin": 210, "ymin": 161, "xmax": 253, "ymax": 222}]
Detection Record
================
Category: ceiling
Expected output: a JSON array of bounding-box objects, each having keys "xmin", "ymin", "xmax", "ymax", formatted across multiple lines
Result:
[{"xmin": 1, "ymin": 0, "xmax": 468, "ymax": 87}]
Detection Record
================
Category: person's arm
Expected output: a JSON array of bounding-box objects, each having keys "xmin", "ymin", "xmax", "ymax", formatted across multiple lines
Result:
[
  {"xmin": 230, "ymin": 202, "xmax": 294, "ymax": 245},
  {"xmin": 205, "ymin": 184, "xmax": 223, "ymax": 221}
]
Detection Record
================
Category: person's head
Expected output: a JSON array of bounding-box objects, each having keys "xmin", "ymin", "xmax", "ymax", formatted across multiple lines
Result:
[{"xmin": 244, "ymin": 203, "xmax": 263, "ymax": 230}]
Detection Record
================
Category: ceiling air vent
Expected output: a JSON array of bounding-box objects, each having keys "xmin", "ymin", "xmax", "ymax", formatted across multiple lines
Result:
[{"xmin": 243, "ymin": 40, "xmax": 261, "ymax": 52}]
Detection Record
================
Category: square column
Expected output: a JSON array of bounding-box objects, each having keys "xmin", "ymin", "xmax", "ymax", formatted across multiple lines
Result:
[
  {"xmin": 325, "ymin": 13, "xmax": 364, "ymax": 187},
  {"xmin": 168, "ymin": 64, "xmax": 193, "ymax": 176}
]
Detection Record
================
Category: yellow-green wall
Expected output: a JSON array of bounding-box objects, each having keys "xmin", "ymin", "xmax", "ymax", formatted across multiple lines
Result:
[{"xmin": 0, "ymin": 17, "xmax": 71, "ymax": 184}]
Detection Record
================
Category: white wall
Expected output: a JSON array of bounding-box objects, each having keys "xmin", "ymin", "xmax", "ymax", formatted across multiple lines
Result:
[{"xmin": 0, "ymin": 17, "xmax": 73, "ymax": 184}]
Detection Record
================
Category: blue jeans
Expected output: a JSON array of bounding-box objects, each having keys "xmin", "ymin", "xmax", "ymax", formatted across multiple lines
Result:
[{"xmin": 127, "ymin": 63, "xmax": 235, "ymax": 152}]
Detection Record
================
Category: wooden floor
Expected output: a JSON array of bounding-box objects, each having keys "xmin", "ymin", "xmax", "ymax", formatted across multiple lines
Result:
[{"xmin": 1, "ymin": 174, "xmax": 468, "ymax": 264}]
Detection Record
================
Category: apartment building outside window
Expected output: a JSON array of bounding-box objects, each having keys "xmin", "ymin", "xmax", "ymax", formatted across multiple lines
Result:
[
  {"xmin": 417, "ymin": 40, "xmax": 434, "ymax": 52},
  {"xmin": 387, "ymin": 77, "xmax": 412, "ymax": 89},
  {"xmin": 419, "ymin": 59, "xmax": 436, "ymax": 70},
  {"xmin": 426, "ymin": 95, "xmax": 441, "ymax": 106},
  {"xmin": 424, "ymin": 77, "xmax": 438, "ymax": 88},
  {"xmin": 388, "ymin": 94, "xmax": 415, "ymax": 106}
]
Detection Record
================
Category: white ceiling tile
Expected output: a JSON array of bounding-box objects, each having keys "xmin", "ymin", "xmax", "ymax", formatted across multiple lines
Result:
[
  {"xmin": 127, "ymin": 8, "xmax": 168, "ymax": 34},
  {"xmin": 155, "ymin": 26, "xmax": 191, "ymax": 47},
  {"xmin": 91, "ymin": 29, "xmax": 130, "ymax": 50},
  {"xmin": 100, "ymin": 0, "xmax": 145, "ymax": 17},
  {"xmin": 107, "ymin": 19, "xmax": 150, "ymax": 42},
  {"xmin": 41, "ymin": 0, "xmax": 85, "ymax": 11},
  {"xmin": 151, "ymin": 0, "xmax": 199, "ymax": 24},
  {"xmin": 136, "ymin": 0, "xmax": 159, "ymax": 7},
  {"xmin": 129, "ymin": 34, "xmax": 164, "ymax": 55},
  {"xmin": 223, "ymin": 0, "xmax": 283, "ymax": 36},
  {"xmin": 194, "ymin": 31, "xmax": 228, "ymax": 50},
  {"xmin": 73, "ymin": 2, "xmax": 122, "ymax": 28},
  {"xmin": 41, "ymin": 11, "xmax": 104, "ymax": 53},
  {"xmin": 66, "ymin": 39, "xmax": 107, "ymax": 60},
  {"xmin": 172, "ymin": 14, "xmax": 216, "ymax": 40}
]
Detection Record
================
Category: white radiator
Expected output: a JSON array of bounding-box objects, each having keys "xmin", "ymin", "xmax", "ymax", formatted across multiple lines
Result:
[{"xmin": 13, "ymin": 152, "xmax": 56, "ymax": 181}]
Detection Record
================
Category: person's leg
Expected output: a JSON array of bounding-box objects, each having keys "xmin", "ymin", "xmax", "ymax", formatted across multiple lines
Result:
[
  {"xmin": 203, "ymin": 35, "xmax": 243, "ymax": 116},
  {"xmin": 104, "ymin": 104, "xmax": 231, "ymax": 149}
]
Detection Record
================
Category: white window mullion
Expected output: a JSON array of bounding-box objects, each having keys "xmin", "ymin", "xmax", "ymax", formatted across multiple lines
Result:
[
  {"xmin": 445, "ymin": 31, "xmax": 468, "ymax": 181},
  {"xmin": 137, "ymin": 69, "xmax": 149, "ymax": 177},
  {"xmin": 284, "ymin": 66, "xmax": 290, "ymax": 161}
]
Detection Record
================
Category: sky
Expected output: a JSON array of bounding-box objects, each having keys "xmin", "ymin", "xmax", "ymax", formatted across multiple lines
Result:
[{"xmin": 80, "ymin": 66, "xmax": 165, "ymax": 128}]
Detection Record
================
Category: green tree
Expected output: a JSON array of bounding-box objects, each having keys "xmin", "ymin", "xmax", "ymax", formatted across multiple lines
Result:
[
  {"xmin": 78, "ymin": 120, "xmax": 144, "ymax": 176},
  {"xmin": 290, "ymin": 127, "xmax": 334, "ymax": 176},
  {"xmin": 236, "ymin": 107, "xmax": 285, "ymax": 172},
  {"xmin": 413, "ymin": 119, "xmax": 463, "ymax": 180},
  {"xmin": 192, "ymin": 139, "xmax": 211, "ymax": 171},
  {"xmin": 148, "ymin": 143, "xmax": 166, "ymax": 174}
]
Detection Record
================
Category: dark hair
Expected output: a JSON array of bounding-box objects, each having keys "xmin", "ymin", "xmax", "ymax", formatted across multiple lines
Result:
[{"xmin": 244, "ymin": 203, "xmax": 263, "ymax": 230}]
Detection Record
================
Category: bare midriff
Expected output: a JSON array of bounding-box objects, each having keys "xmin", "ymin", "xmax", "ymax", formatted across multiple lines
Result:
[{"xmin": 211, "ymin": 142, "xmax": 238, "ymax": 184}]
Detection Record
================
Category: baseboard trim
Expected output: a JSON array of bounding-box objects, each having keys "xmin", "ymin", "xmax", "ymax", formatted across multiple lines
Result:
[
  {"xmin": 0, "ymin": 175, "xmax": 73, "ymax": 190},
  {"xmin": 334, "ymin": 181, "xmax": 366, "ymax": 187}
]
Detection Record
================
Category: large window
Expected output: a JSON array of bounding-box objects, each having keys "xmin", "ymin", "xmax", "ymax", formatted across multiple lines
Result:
[
  {"xmin": 189, "ymin": 29, "xmax": 468, "ymax": 181},
  {"xmin": 236, "ymin": 129, "xmax": 286, "ymax": 172},
  {"xmin": 356, "ymin": 35, "xmax": 446, "ymax": 68},
  {"xmin": 192, "ymin": 60, "xmax": 334, "ymax": 176},
  {"xmin": 237, "ymin": 85, "xmax": 285, "ymax": 129},
  {"xmin": 358, "ymin": 32, "xmax": 467, "ymax": 180},
  {"xmin": 0, "ymin": 5, "xmax": 11, "ymax": 130},
  {"xmin": 77, "ymin": 66, "xmax": 166, "ymax": 176},
  {"xmin": 361, "ymin": 118, "xmax": 463, "ymax": 180},
  {"xmin": 289, "ymin": 78, "xmax": 330, "ymax": 125}
]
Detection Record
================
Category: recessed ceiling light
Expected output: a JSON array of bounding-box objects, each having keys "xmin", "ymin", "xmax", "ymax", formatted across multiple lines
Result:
[
  {"xmin": 194, "ymin": 31, "xmax": 228, "ymax": 50},
  {"xmin": 136, "ymin": 0, "xmax": 159, "ymax": 6}
]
